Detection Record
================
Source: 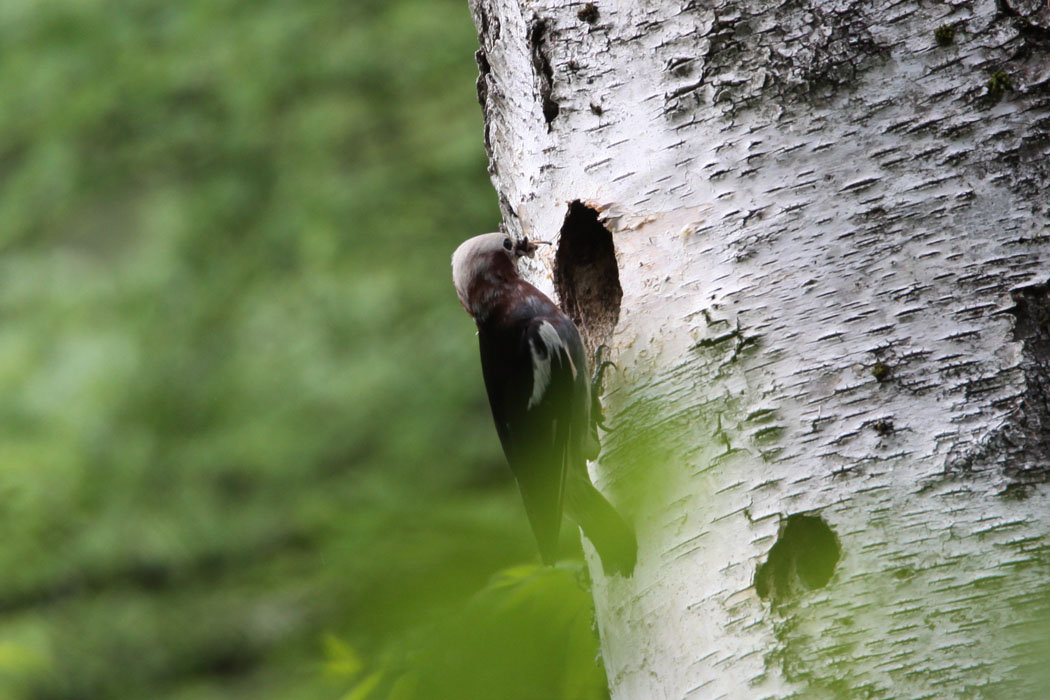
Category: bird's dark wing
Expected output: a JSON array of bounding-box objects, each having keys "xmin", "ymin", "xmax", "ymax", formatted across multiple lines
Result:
[{"xmin": 478, "ymin": 314, "xmax": 583, "ymax": 564}]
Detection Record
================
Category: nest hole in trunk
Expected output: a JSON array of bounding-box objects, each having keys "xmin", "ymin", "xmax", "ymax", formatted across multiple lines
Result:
[{"xmin": 553, "ymin": 201, "xmax": 622, "ymax": 355}]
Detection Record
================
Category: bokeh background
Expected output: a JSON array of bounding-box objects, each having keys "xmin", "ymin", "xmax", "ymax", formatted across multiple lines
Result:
[{"xmin": 0, "ymin": 1, "xmax": 605, "ymax": 698}]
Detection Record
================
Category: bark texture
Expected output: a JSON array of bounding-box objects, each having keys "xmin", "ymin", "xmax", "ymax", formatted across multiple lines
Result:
[{"xmin": 469, "ymin": 0, "xmax": 1050, "ymax": 698}]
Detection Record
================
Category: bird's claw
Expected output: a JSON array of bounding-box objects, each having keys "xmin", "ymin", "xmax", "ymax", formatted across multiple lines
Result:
[
  {"xmin": 591, "ymin": 345, "xmax": 616, "ymax": 394},
  {"xmin": 591, "ymin": 344, "xmax": 616, "ymax": 434}
]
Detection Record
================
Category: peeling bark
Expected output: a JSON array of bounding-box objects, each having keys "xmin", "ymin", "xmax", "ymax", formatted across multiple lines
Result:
[{"xmin": 469, "ymin": 0, "xmax": 1050, "ymax": 698}]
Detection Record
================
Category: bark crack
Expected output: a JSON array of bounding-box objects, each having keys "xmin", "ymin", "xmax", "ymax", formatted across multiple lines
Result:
[
  {"xmin": 528, "ymin": 16, "xmax": 560, "ymax": 126},
  {"xmin": 946, "ymin": 279, "xmax": 1050, "ymax": 495}
]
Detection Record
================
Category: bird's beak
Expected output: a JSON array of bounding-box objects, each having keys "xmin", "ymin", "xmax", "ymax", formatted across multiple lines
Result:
[{"xmin": 515, "ymin": 238, "xmax": 551, "ymax": 258}]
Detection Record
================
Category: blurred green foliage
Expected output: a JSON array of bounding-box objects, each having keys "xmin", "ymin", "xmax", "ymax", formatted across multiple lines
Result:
[
  {"xmin": 374, "ymin": 565, "xmax": 608, "ymax": 700},
  {"xmin": 0, "ymin": 1, "xmax": 602, "ymax": 698}
]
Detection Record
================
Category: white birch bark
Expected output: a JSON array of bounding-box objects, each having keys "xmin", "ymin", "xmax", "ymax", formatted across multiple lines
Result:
[{"xmin": 469, "ymin": 0, "xmax": 1050, "ymax": 698}]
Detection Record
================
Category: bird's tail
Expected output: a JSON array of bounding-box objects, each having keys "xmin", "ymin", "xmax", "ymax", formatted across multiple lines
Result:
[{"xmin": 565, "ymin": 470, "xmax": 637, "ymax": 577}]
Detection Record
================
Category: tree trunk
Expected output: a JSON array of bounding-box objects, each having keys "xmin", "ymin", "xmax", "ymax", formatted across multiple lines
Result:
[{"xmin": 469, "ymin": 0, "xmax": 1050, "ymax": 698}]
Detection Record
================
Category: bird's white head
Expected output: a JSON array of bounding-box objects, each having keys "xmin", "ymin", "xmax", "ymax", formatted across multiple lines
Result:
[{"xmin": 451, "ymin": 233, "xmax": 546, "ymax": 317}]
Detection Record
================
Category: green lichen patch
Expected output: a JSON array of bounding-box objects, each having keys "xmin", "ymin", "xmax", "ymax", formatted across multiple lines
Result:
[
  {"xmin": 870, "ymin": 362, "xmax": 890, "ymax": 382},
  {"xmin": 986, "ymin": 71, "xmax": 1013, "ymax": 101},
  {"xmin": 934, "ymin": 24, "xmax": 955, "ymax": 47}
]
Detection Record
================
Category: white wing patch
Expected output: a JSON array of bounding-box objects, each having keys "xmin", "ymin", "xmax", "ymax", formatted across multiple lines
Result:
[{"xmin": 528, "ymin": 321, "xmax": 565, "ymax": 410}]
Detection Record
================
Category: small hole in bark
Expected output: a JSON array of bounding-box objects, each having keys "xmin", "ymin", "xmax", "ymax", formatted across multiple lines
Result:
[
  {"xmin": 872, "ymin": 418, "xmax": 894, "ymax": 436},
  {"xmin": 892, "ymin": 566, "xmax": 916, "ymax": 580},
  {"xmin": 577, "ymin": 3, "xmax": 599, "ymax": 23},
  {"xmin": 553, "ymin": 201, "xmax": 622, "ymax": 354},
  {"xmin": 755, "ymin": 514, "xmax": 840, "ymax": 606}
]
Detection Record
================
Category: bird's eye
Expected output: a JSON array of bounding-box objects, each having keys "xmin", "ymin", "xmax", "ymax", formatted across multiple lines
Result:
[{"xmin": 503, "ymin": 237, "xmax": 512, "ymax": 251}]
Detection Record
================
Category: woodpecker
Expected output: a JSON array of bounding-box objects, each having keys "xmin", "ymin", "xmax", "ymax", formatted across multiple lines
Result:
[{"xmin": 452, "ymin": 232, "xmax": 636, "ymax": 576}]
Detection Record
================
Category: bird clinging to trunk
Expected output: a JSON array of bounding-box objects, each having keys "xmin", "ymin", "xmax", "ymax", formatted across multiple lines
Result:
[{"xmin": 452, "ymin": 232, "xmax": 636, "ymax": 577}]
